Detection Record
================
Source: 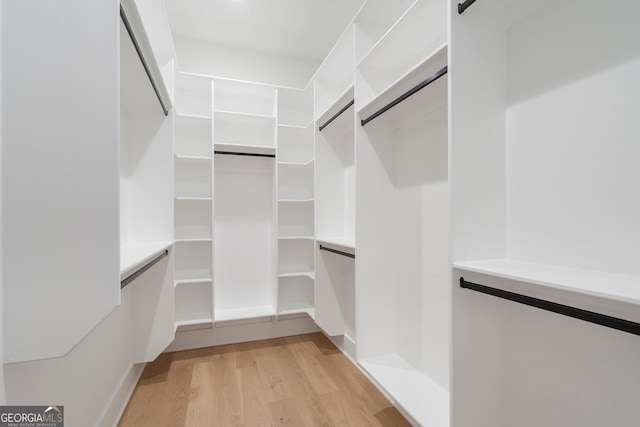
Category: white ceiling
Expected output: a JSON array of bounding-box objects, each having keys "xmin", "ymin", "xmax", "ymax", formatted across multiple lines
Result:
[{"xmin": 164, "ymin": 0, "xmax": 365, "ymax": 62}]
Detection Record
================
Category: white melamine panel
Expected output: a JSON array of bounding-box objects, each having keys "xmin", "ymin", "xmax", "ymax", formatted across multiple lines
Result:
[
  {"xmin": 278, "ymin": 239, "xmax": 314, "ymax": 275},
  {"xmin": 174, "ymin": 240, "xmax": 212, "ymax": 281},
  {"xmin": 314, "ymin": 26, "xmax": 355, "ymax": 119},
  {"xmin": 175, "ymin": 198, "xmax": 212, "ymax": 240},
  {"xmin": 357, "ymin": 0, "xmax": 446, "ymax": 109},
  {"xmin": 278, "ymin": 163, "xmax": 314, "ymax": 200},
  {"xmin": 214, "ymin": 155, "xmax": 277, "ymax": 313},
  {"xmin": 174, "ymin": 157, "xmax": 212, "ymax": 198},
  {"xmin": 214, "ymin": 111, "xmax": 276, "ymax": 147},
  {"xmin": 175, "ymin": 281, "xmax": 213, "ymax": 325},
  {"xmin": 277, "ymin": 86, "xmax": 314, "ymax": 127},
  {"xmin": 277, "ymin": 124, "xmax": 314, "ymax": 164},
  {"xmin": 278, "ymin": 201, "xmax": 314, "ymax": 238},
  {"xmin": 175, "ymin": 114, "xmax": 212, "ymax": 157},
  {"xmin": 354, "ymin": 0, "xmax": 415, "ymax": 63},
  {"xmin": 175, "ymin": 72, "xmax": 213, "ymax": 117},
  {"xmin": 2, "ymin": 0, "xmax": 119, "ymax": 363},
  {"xmin": 215, "ymin": 79, "xmax": 276, "ymax": 117}
]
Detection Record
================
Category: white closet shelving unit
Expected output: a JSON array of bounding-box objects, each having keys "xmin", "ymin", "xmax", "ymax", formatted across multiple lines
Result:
[
  {"xmin": 354, "ymin": 0, "xmax": 450, "ymax": 425},
  {"xmin": 119, "ymin": 1, "xmax": 175, "ymax": 362},
  {"xmin": 277, "ymin": 85, "xmax": 316, "ymax": 318},
  {"xmin": 213, "ymin": 79, "xmax": 278, "ymax": 322},
  {"xmin": 173, "ymin": 72, "xmax": 215, "ymax": 331},
  {"xmin": 450, "ymin": 0, "xmax": 640, "ymax": 426},
  {"xmin": 313, "ymin": 26, "xmax": 357, "ymax": 349}
]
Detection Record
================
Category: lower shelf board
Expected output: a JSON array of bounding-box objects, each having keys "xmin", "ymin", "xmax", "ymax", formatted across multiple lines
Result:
[
  {"xmin": 277, "ymin": 307, "xmax": 315, "ymax": 319},
  {"xmin": 359, "ymin": 354, "xmax": 449, "ymax": 427},
  {"xmin": 174, "ymin": 316, "xmax": 214, "ymax": 333},
  {"xmin": 215, "ymin": 305, "xmax": 277, "ymax": 322}
]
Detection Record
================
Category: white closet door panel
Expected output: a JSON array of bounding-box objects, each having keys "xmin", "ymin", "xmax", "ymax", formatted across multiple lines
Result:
[{"xmin": 2, "ymin": 0, "xmax": 119, "ymax": 363}]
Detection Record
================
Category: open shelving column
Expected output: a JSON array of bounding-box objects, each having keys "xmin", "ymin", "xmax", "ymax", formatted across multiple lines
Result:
[
  {"xmin": 354, "ymin": 0, "xmax": 450, "ymax": 425},
  {"xmin": 450, "ymin": 0, "xmax": 640, "ymax": 426},
  {"xmin": 277, "ymin": 85, "xmax": 316, "ymax": 318},
  {"xmin": 313, "ymin": 25, "xmax": 357, "ymax": 354},
  {"xmin": 213, "ymin": 79, "xmax": 278, "ymax": 322},
  {"xmin": 173, "ymin": 72, "xmax": 215, "ymax": 331}
]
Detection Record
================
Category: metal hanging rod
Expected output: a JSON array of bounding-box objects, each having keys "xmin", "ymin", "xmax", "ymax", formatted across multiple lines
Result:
[
  {"xmin": 458, "ymin": 0, "xmax": 478, "ymax": 14},
  {"xmin": 121, "ymin": 250, "xmax": 169, "ymax": 289},
  {"xmin": 319, "ymin": 245, "xmax": 355, "ymax": 259},
  {"xmin": 120, "ymin": 5, "xmax": 169, "ymax": 116},
  {"xmin": 319, "ymin": 100, "xmax": 355, "ymax": 132},
  {"xmin": 214, "ymin": 151, "xmax": 276, "ymax": 158},
  {"xmin": 460, "ymin": 277, "xmax": 640, "ymax": 336},
  {"xmin": 458, "ymin": 0, "xmax": 476, "ymax": 15},
  {"xmin": 361, "ymin": 66, "xmax": 447, "ymax": 127}
]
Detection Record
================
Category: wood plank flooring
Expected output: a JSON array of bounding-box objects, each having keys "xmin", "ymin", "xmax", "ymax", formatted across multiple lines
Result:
[{"xmin": 118, "ymin": 333, "xmax": 412, "ymax": 427}]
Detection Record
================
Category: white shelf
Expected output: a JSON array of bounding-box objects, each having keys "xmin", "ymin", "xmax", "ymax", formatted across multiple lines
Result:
[
  {"xmin": 214, "ymin": 142, "xmax": 276, "ymax": 156},
  {"xmin": 278, "ymin": 198, "xmax": 314, "ymax": 203},
  {"xmin": 359, "ymin": 354, "xmax": 449, "ymax": 427},
  {"xmin": 174, "ymin": 197, "xmax": 212, "ymax": 203},
  {"xmin": 278, "ymin": 236, "xmax": 314, "ymax": 241},
  {"xmin": 214, "ymin": 110, "xmax": 276, "ymax": 147},
  {"xmin": 278, "ymin": 121, "xmax": 314, "ymax": 130},
  {"xmin": 174, "ymin": 154, "xmax": 211, "ymax": 161},
  {"xmin": 278, "ymin": 160, "xmax": 314, "ymax": 167},
  {"xmin": 215, "ymin": 305, "xmax": 276, "ymax": 322},
  {"xmin": 316, "ymin": 237, "xmax": 355, "ymax": 256},
  {"xmin": 316, "ymin": 85, "xmax": 354, "ymax": 127},
  {"xmin": 120, "ymin": 241, "xmax": 172, "ymax": 280},
  {"xmin": 174, "ymin": 278, "xmax": 213, "ymax": 288},
  {"xmin": 279, "ymin": 271, "xmax": 315, "ymax": 280},
  {"xmin": 175, "ymin": 317, "xmax": 213, "ymax": 328},
  {"xmin": 214, "ymin": 109, "xmax": 275, "ymax": 120},
  {"xmin": 358, "ymin": 42, "xmax": 447, "ymax": 120},
  {"xmin": 176, "ymin": 113, "xmax": 211, "ymax": 120},
  {"xmin": 453, "ymin": 259, "xmax": 640, "ymax": 321},
  {"xmin": 174, "ymin": 238, "xmax": 212, "ymax": 243},
  {"xmin": 214, "ymin": 78, "xmax": 276, "ymax": 117}
]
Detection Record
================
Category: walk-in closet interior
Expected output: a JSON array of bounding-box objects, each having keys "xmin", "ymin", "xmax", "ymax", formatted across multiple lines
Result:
[{"xmin": 1, "ymin": 0, "xmax": 639, "ymax": 425}]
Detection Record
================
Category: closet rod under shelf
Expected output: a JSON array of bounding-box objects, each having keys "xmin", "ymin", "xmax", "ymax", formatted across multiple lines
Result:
[
  {"xmin": 459, "ymin": 277, "xmax": 640, "ymax": 336},
  {"xmin": 120, "ymin": 5, "xmax": 169, "ymax": 116},
  {"xmin": 361, "ymin": 66, "xmax": 448, "ymax": 127},
  {"xmin": 319, "ymin": 100, "xmax": 355, "ymax": 132},
  {"xmin": 458, "ymin": 0, "xmax": 478, "ymax": 14},
  {"xmin": 121, "ymin": 250, "xmax": 169, "ymax": 289},
  {"xmin": 214, "ymin": 151, "xmax": 275, "ymax": 158},
  {"xmin": 319, "ymin": 245, "xmax": 355, "ymax": 259}
]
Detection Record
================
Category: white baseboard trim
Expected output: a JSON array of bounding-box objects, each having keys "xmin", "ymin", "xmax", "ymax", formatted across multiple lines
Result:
[
  {"xmin": 165, "ymin": 314, "xmax": 321, "ymax": 353},
  {"xmin": 97, "ymin": 362, "xmax": 145, "ymax": 427}
]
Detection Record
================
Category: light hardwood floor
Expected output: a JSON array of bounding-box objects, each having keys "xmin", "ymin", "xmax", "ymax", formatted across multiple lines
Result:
[{"xmin": 118, "ymin": 333, "xmax": 412, "ymax": 426}]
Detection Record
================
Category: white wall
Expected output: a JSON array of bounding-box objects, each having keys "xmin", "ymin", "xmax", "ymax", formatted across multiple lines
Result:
[
  {"xmin": 3, "ymin": 286, "xmax": 143, "ymax": 427},
  {"xmin": 0, "ymin": 3, "xmax": 5, "ymax": 404},
  {"xmin": 174, "ymin": 36, "xmax": 319, "ymax": 89}
]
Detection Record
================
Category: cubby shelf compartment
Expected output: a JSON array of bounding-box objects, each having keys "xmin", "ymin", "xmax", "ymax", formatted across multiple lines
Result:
[
  {"xmin": 174, "ymin": 72, "xmax": 213, "ymax": 118},
  {"xmin": 214, "ymin": 79, "xmax": 276, "ymax": 117},
  {"xmin": 278, "ymin": 275, "xmax": 315, "ymax": 318},
  {"xmin": 175, "ymin": 280, "xmax": 213, "ymax": 330},
  {"xmin": 278, "ymin": 163, "xmax": 314, "ymax": 201},
  {"xmin": 174, "ymin": 157, "xmax": 212, "ymax": 199},
  {"xmin": 359, "ymin": 355, "xmax": 450, "ymax": 427},
  {"xmin": 356, "ymin": 0, "xmax": 446, "ymax": 109},
  {"xmin": 278, "ymin": 85, "xmax": 314, "ymax": 127},
  {"xmin": 454, "ymin": 259, "xmax": 640, "ymax": 323},
  {"xmin": 213, "ymin": 111, "xmax": 276, "ymax": 148},
  {"xmin": 174, "ymin": 240, "xmax": 212, "ymax": 282},
  {"xmin": 277, "ymin": 124, "xmax": 314, "ymax": 164},
  {"xmin": 174, "ymin": 114, "xmax": 212, "ymax": 158},
  {"xmin": 279, "ymin": 238, "xmax": 314, "ymax": 275}
]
